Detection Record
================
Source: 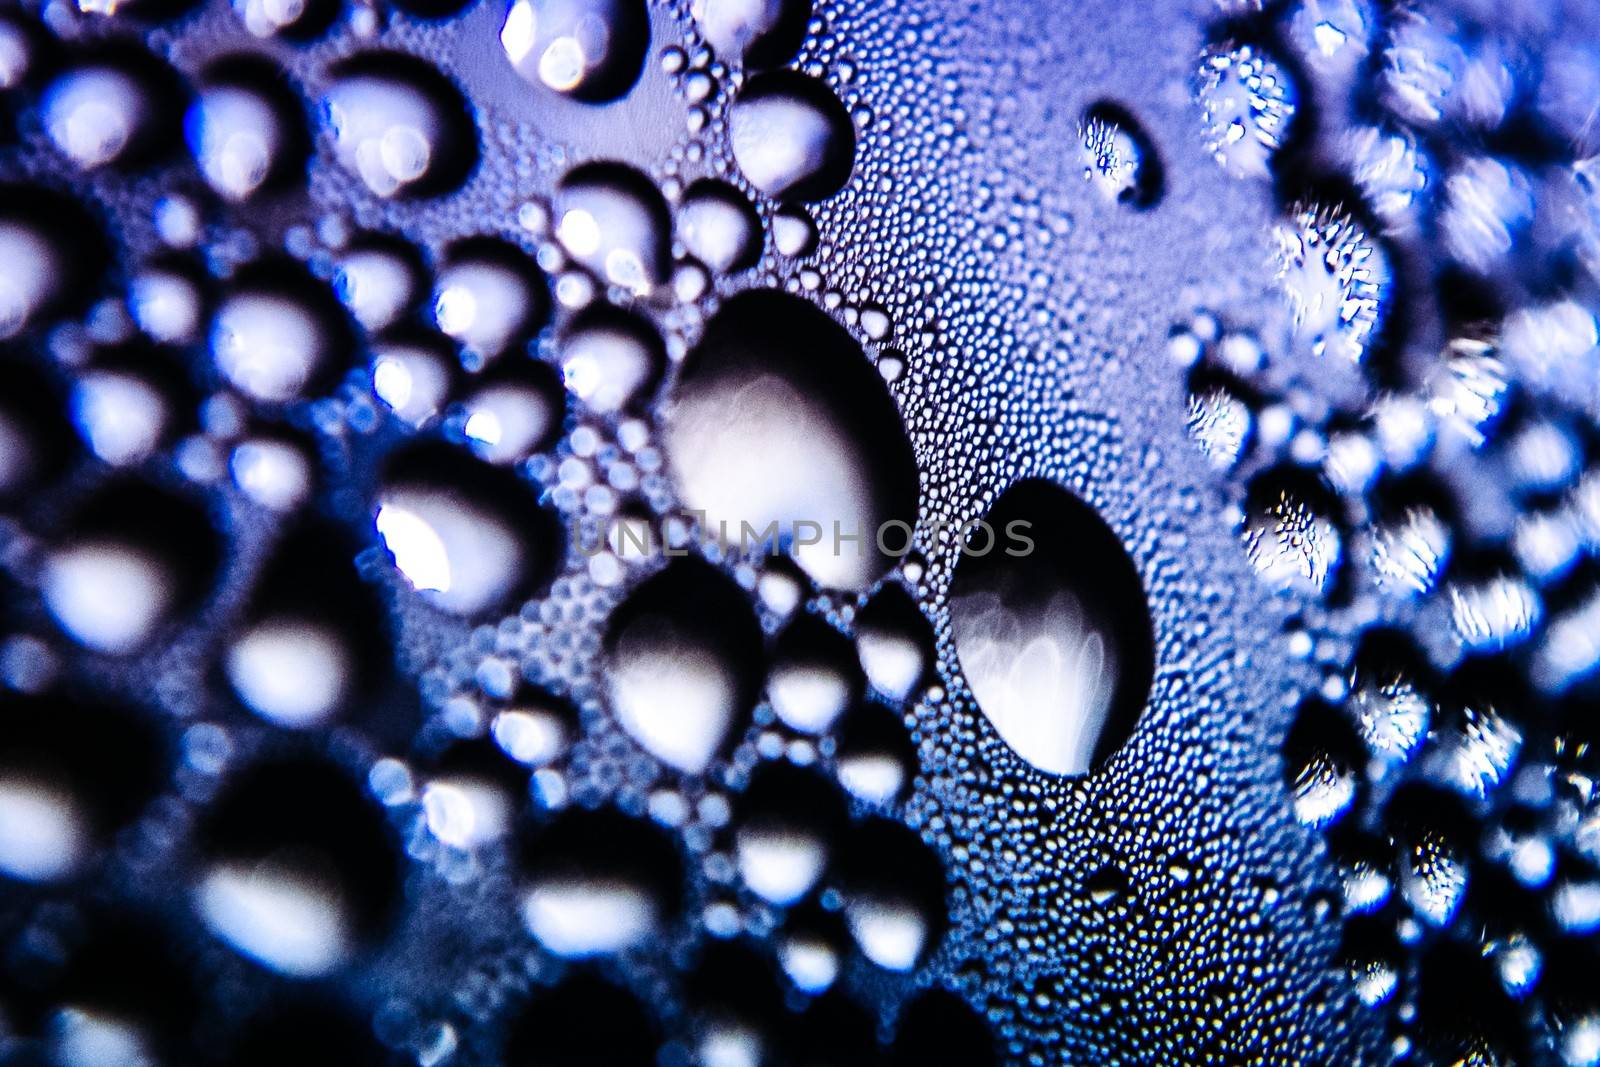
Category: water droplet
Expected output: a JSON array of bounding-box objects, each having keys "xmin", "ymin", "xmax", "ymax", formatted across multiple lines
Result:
[
  {"xmin": 951, "ymin": 480, "xmax": 1154, "ymax": 776},
  {"xmin": 233, "ymin": 0, "xmax": 335, "ymax": 39},
  {"xmin": 690, "ymin": 0, "xmax": 809, "ymax": 67},
  {"xmin": 196, "ymin": 756, "xmax": 400, "ymax": 977},
  {"xmin": 1439, "ymin": 157, "xmax": 1533, "ymax": 275},
  {"xmin": 1341, "ymin": 919, "xmax": 1401, "ymax": 1006},
  {"xmin": 557, "ymin": 303, "xmax": 664, "ymax": 413},
  {"xmin": 44, "ymin": 59, "xmax": 164, "ymax": 171},
  {"xmin": 187, "ymin": 56, "xmax": 308, "ymax": 201},
  {"xmin": 226, "ymin": 522, "xmax": 388, "ymax": 730},
  {"xmin": 1273, "ymin": 200, "xmax": 1390, "ymax": 364},
  {"xmin": 44, "ymin": 543, "xmax": 176, "ymax": 655},
  {"xmin": 1371, "ymin": 503, "xmax": 1451, "ymax": 597},
  {"xmin": 602, "ymin": 558, "xmax": 762, "ymax": 774},
  {"xmin": 371, "ymin": 335, "xmax": 457, "ymax": 426},
  {"xmin": 771, "ymin": 203, "xmax": 817, "ymax": 256},
  {"xmin": 1426, "ymin": 700, "xmax": 1522, "ymax": 801},
  {"xmin": 683, "ymin": 942, "xmax": 788, "ymax": 1067},
  {"xmin": 665, "ymin": 290, "xmax": 917, "ymax": 590},
  {"xmin": 461, "ymin": 362, "xmax": 564, "ymax": 465},
  {"xmin": 211, "ymin": 260, "xmax": 352, "ymax": 404},
  {"xmin": 1079, "ymin": 101, "xmax": 1162, "ymax": 208},
  {"xmin": 1413, "ymin": 942, "xmax": 1522, "ymax": 1064},
  {"xmin": 1533, "ymin": 583, "xmax": 1600, "ymax": 693},
  {"xmin": 555, "ymin": 162, "xmax": 671, "ymax": 293},
  {"xmin": 1284, "ymin": 699, "xmax": 1363, "ymax": 828},
  {"xmin": 734, "ymin": 762, "xmax": 843, "ymax": 905},
  {"xmin": 1195, "ymin": 41, "xmax": 1298, "ymax": 180},
  {"xmin": 0, "ymin": 220, "xmax": 64, "ymax": 340},
  {"xmin": 836, "ymin": 818, "xmax": 946, "ymax": 972},
  {"xmin": 518, "ymin": 807, "xmax": 682, "ymax": 956},
  {"xmin": 834, "ymin": 703, "xmax": 915, "ymax": 806},
  {"xmin": 1241, "ymin": 468, "xmax": 1343, "ymax": 597},
  {"xmin": 678, "ymin": 179, "xmax": 762, "ymax": 272},
  {"xmin": 768, "ymin": 614, "xmax": 861, "ymax": 734},
  {"xmin": 1447, "ymin": 570, "xmax": 1541, "ymax": 652},
  {"xmin": 0, "ymin": 13, "xmax": 34, "ymax": 90},
  {"xmin": 0, "ymin": 692, "xmax": 164, "ymax": 882},
  {"xmin": 500, "ymin": 0, "xmax": 649, "ymax": 102},
  {"xmin": 418, "ymin": 743, "xmax": 519, "ymax": 850},
  {"xmin": 1186, "ymin": 366, "xmax": 1255, "ymax": 471},
  {"xmin": 492, "ymin": 687, "xmax": 575, "ymax": 767},
  {"xmin": 227, "ymin": 620, "xmax": 353, "ymax": 729},
  {"xmin": 779, "ymin": 908, "xmax": 847, "ymax": 995},
  {"xmin": 226, "ymin": 999, "xmax": 389, "ymax": 1067},
  {"xmin": 433, "ymin": 236, "xmax": 548, "ymax": 364},
  {"xmin": 129, "ymin": 260, "xmax": 204, "ymax": 345},
  {"xmin": 334, "ymin": 235, "xmax": 424, "ymax": 333},
  {"xmin": 1389, "ymin": 788, "xmax": 1471, "ymax": 928},
  {"xmin": 1341, "ymin": 124, "xmax": 1432, "ymax": 233},
  {"xmin": 1086, "ymin": 864, "xmax": 1129, "ymax": 906},
  {"xmin": 70, "ymin": 356, "xmax": 180, "ymax": 468},
  {"xmin": 1346, "ymin": 633, "xmax": 1433, "ymax": 765},
  {"xmin": 0, "ymin": 186, "xmax": 108, "ymax": 340},
  {"xmin": 729, "ymin": 71, "xmax": 855, "ymax": 202},
  {"xmin": 231, "ymin": 434, "xmax": 314, "ymax": 513},
  {"xmin": 42, "ymin": 480, "xmax": 220, "ymax": 654},
  {"xmin": 324, "ymin": 52, "xmax": 477, "ymax": 199},
  {"xmin": 376, "ymin": 442, "xmax": 560, "ymax": 615}
]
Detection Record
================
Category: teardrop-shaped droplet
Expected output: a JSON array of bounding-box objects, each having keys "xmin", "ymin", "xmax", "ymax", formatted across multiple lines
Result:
[{"xmin": 950, "ymin": 480, "xmax": 1154, "ymax": 777}]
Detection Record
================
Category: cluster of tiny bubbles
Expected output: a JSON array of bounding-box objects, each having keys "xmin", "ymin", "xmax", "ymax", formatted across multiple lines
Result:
[{"xmin": 1174, "ymin": 0, "xmax": 1600, "ymax": 1059}]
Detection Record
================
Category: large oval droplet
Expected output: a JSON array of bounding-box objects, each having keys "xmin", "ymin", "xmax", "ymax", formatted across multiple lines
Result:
[
  {"xmin": 949, "ymin": 479, "xmax": 1154, "ymax": 777},
  {"xmin": 834, "ymin": 817, "xmax": 947, "ymax": 972},
  {"xmin": 431, "ymin": 235, "xmax": 547, "ymax": 365},
  {"xmin": 210, "ymin": 258, "xmax": 354, "ymax": 405},
  {"xmin": 557, "ymin": 304, "xmax": 664, "ymax": 414},
  {"xmin": 0, "ymin": 184, "xmax": 111, "ymax": 340},
  {"xmin": 732, "ymin": 762, "xmax": 846, "ymax": 905},
  {"xmin": 677, "ymin": 179, "xmax": 761, "ymax": 273},
  {"xmin": 225, "ymin": 520, "xmax": 394, "ymax": 732},
  {"xmin": 43, "ymin": 45, "xmax": 185, "ymax": 172},
  {"xmin": 664, "ymin": 290, "xmax": 917, "ymax": 591}
]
